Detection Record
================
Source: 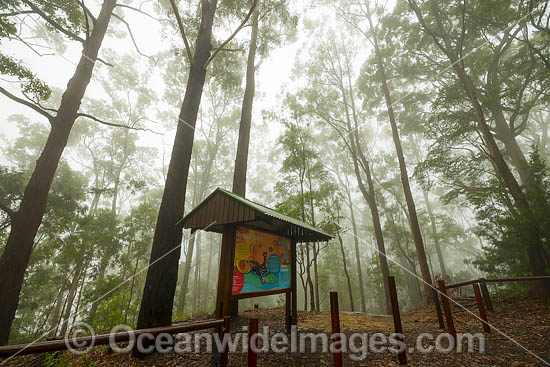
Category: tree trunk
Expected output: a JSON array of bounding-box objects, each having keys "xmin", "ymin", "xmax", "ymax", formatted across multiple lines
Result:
[
  {"xmin": 203, "ymin": 235, "xmax": 213, "ymax": 310},
  {"xmin": 337, "ymin": 60, "xmax": 391, "ymax": 314},
  {"xmin": 486, "ymin": 53, "xmax": 531, "ymax": 185},
  {"xmin": 397, "ymin": 248, "xmax": 422, "ymax": 307},
  {"xmin": 88, "ymin": 248, "xmax": 110, "ymax": 320},
  {"xmin": 337, "ymin": 232, "xmax": 355, "ymax": 312},
  {"xmin": 306, "ymin": 243, "xmax": 315, "ymax": 311},
  {"xmin": 111, "ymin": 130, "xmax": 131, "ymax": 216},
  {"xmin": 313, "ymin": 243, "xmax": 320, "ymax": 311},
  {"xmin": 71, "ymin": 266, "xmax": 88, "ymax": 327},
  {"xmin": 351, "ymin": 154, "xmax": 392, "ymax": 314},
  {"xmin": 454, "ymin": 65, "xmax": 550, "ymax": 293},
  {"xmin": 177, "ymin": 229, "xmax": 196, "ymax": 315},
  {"xmin": 124, "ymin": 255, "xmax": 140, "ymax": 325},
  {"xmin": 414, "ymin": 0, "xmax": 550, "ymax": 293},
  {"xmin": 0, "ymin": 0, "xmax": 116, "ymax": 345},
  {"xmin": 88, "ymin": 190, "xmax": 101, "ymax": 216},
  {"xmin": 346, "ymin": 185, "xmax": 367, "ymax": 312},
  {"xmin": 366, "ymin": 8, "xmax": 434, "ymax": 303},
  {"xmin": 193, "ymin": 231, "xmax": 202, "ymax": 313},
  {"xmin": 492, "ymin": 107, "xmax": 531, "ymax": 185},
  {"xmin": 48, "ymin": 285, "xmax": 67, "ymax": 338},
  {"xmin": 136, "ymin": 0, "xmax": 218, "ymax": 331},
  {"xmin": 388, "ymin": 209, "xmax": 423, "ymax": 307},
  {"xmin": 422, "ymin": 190, "xmax": 446, "ymax": 276},
  {"xmin": 232, "ymin": 4, "xmax": 258, "ymax": 197},
  {"xmin": 231, "ymin": 7, "xmax": 259, "ymax": 316},
  {"xmin": 299, "ymin": 245, "xmax": 308, "ymax": 310},
  {"xmin": 59, "ymin": 261, "xmax": 84, "ymax": 336}
]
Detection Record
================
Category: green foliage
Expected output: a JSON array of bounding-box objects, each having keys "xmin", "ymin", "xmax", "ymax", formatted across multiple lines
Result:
[
  {"xmin": 275, "ymin": 119, "xmax": 333, "ymax": 225},
  {"xmin": 0, "ymin": 54, "xmax": 51, "ymax": 100},
  {"xmin": 43, "ymin": 351, "xmax": 67, "ymax": 367},
  {"xmin": 472, "ymin": 149, "xmax": 550, "ymax": 277},
  {"xmin": 0, "ymin": 166, "xmax": 25, "ymax": 211},
  {"xmin": 92, "ymin": 291, "xmax": 127, "ymax": 331},
  {"xmin": 1, "ymin": 0, "xmax": 90, "ymax": 101}
]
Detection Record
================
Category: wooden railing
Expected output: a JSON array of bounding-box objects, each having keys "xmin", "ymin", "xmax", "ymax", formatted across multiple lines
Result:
[
  {"xmin": 436, "ymin": 275, "xmax": 550, "ymax": 336},
  {"xmin": 0, "ymin": 317, "xmax": 230, "ymax": 366}
]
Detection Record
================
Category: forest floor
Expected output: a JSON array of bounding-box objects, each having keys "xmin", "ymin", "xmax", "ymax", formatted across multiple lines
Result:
[{"xmin": 2, "ymin": 294, "xmax": 550, "ymax": 366}]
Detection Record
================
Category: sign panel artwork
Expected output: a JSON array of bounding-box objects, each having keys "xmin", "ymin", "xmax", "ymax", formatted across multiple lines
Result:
[{"xmin": 232, "ymin": 226, "xmax": 291, "ymax": 295}]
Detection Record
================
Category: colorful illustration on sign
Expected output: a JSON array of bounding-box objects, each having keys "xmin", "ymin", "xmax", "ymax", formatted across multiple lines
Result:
[{"xmin": 232, "ymin": 226, "xmax": 291, "ymax": 295}]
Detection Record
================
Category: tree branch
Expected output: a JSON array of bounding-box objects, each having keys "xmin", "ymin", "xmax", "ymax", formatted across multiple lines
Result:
[
  {"xmin": 116, "ymin": 4, "xmax": 165, "ymax": 22},
  {"xmin": 168, "ymin": 0, "xmax": 193, "ymax": 65},
  {"xmin": 0, "ymin": 10, "xmax": 36, "ymax": 17},
  {"xmin": 76, "ymin": 112, "xmax": 163, "ymax": 135},
  {"xmin": 0, "ymin": 86, "xmax": 54, "ymax": 121},
  {"xmin": 96, "ymin": 57, "xmax": 114, "ymax": 67},
  {"xmin": 0, "ymin": 201, "xmax": 15, "ymax": 220},
  {"xmin": 77, "ymin": 0, "xmax": 97, "ymax": 24},
  {"xmin": 204, "ymin": 0, "xmax": 258, "ymax": 67},
  {"xmin": 81, "ymin": 0, "xmax": 90, "ymax": 40},
  {"xmin": 112, "ymin": 13, "xmax": 153, "ymax": 60},
  {"xmin": 21, "ymin": 0, "xmax": 85, "ymax": 44}
]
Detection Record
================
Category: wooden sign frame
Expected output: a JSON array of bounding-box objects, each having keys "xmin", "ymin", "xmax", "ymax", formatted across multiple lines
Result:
[{"xmin": 215, "ymin": 224, "xmax": 297, "ymax": 330}]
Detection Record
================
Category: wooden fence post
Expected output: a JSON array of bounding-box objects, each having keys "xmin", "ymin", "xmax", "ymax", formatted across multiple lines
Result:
[
  {"xmin": 472, "ymin": 283, "xmax": 491, "ymax": 333},
  {"xmin": 220, "ymin": 316, "xmax": 231, "ymax": 367},
  {"xmin": 330, "ymin": 292, "xmax": 343, "ymax": 367},
  {"xmin": 285, "ymin": 291, "xmax": 291, "ymax": 332},
  {"xmin": 432, "ymin": 287, "xmax": 445, "ymax": 329},
  {"xmin": 388, "ymin": 276, "xmax": 407, "ymax": 365},
  {"xmin": 437, "ymin": 279, "xmax": 456, "ymax": 339},
  {"xmin": 248, "ymin": 318, "xmax": 258, "ymax": 367},
  {"xmin": 479, "ymin": 278, "xmax": 494, "ymax": 312}
]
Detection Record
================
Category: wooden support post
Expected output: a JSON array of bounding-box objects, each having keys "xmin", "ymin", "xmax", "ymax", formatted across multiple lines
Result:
[
  {"xmin": 215, "ymin": 235, "xmax": 227, "ymax": 318},
  {"xmin": 248, "ymin": 318, "xmax": 258, "ymax": 367},
  {"xmin": 472, "ymin": 283, "xmax": 491, "ymax": 333},
  {"xmin": 432, "ymin": 287, "xmax": 445, "ymax": 329},
  {"xmin": 437, "ymin": 279, "xmax": 456, "ymax": 338},
  {"xmin": 330, "ymin": 292, "xmax": 343, "ymax": 367},
  {"xmin": 285, "ymin": 290, "xmax": 291, "ymax": 332},
  {"xmin": 216, "ymin": 225, "xmax": 237, "ymax": 318},
  {"xmin": 291, "ymin": 238, "xmax": 297, "ymax": 326},
  {"xmin": 479, "ymin": 278, "xmax": 494, "ymax": 312},
  {"xmin": 220, "ymin": 316, "xmax": 231, "ymax": 367},
  {"xmin": 388, "ymin": 276, "xmax": 407, "ymax": 365}
]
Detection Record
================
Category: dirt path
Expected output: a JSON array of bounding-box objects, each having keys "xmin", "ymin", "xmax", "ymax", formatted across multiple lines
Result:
[{"xmin": 2, "ymin": 295, "xmax": 549, "ymax": 366}]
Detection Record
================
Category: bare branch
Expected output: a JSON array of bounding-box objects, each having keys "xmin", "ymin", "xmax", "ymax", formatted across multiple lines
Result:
[
  {"xmin": 168, "ymin": 0, "xmax": 193, "ymax": 65},
  {"xmin": 116, "ymin": 4, "xmax": 165, "ymax": 22},
  {"xmin": 0, "ymin": 86, "xmax": 54, "ymax": 121},
  {"xmin": 112, "ymin": 13, "xmax": 154, "ymax": 60},
  {"xmin": 96, "ymin": 57, "xmax": 114, "ymax": 67},
  {"xmin": 76, "ymin": 112, "xmax": 163, "ymax": 135},
  {"xmin": 12, "ymin": 32, "xmax": 56, "ymax": 57},
  {"xmin": 0, "ymin": 10, "xmax": 36, "ymax": 17},
  {"xmin": 205, "ymin": 0, "xmax": 258, "ymax": 67}
]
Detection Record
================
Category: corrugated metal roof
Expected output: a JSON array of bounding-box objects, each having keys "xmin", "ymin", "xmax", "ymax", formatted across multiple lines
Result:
[{"xmin": 179, "ymin": 187, "xmax": 332, "ymax": 241}]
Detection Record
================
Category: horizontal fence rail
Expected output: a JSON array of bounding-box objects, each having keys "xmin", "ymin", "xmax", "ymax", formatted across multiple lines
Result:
[
  {"xmin": 445, "ymin": 275, "xmax": 550, "ymax": 290},
  {"xmin": 437, "ymin": 275, "xmax": 550, "ymax": 336},
  {"xmin": 0, "ymin": 319, "xmax": 225, "ymax": 359},
  {"xmin": 484, "ymin": 275, "xmax": 550, "ymax": 283}
]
